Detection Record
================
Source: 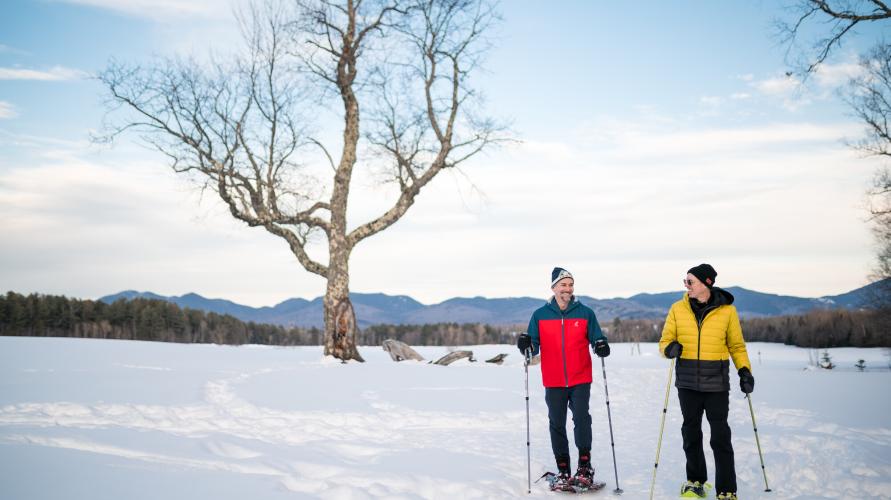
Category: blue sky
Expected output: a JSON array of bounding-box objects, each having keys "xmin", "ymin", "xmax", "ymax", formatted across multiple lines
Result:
[{"xmin": 0, "ymin": 0, "xmax": 887, "ymax": 306}]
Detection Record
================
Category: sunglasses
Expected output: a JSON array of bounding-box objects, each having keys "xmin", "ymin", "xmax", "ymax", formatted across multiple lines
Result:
[{"xmin": 683, "ymin": 279, "xmax": 697, "ymax": 286}]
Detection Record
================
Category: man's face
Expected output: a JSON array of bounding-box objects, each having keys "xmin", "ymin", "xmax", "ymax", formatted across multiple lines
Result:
[
  {"xmin": 552, "ymin": 277, "xmax": 574, "ymax": 302},
  {"xmin": 684, "ymin": 273, "xmax": 708, "ymax": 301}
]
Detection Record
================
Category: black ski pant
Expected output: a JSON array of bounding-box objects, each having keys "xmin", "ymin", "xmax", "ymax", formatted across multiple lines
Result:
[
  {"xmin": 545, "ymin": 383, "xmax": 592, "ymax": 468},
  {"xmin": 677, "ymin": 388, "xmax": 736, "ymax": 494}
]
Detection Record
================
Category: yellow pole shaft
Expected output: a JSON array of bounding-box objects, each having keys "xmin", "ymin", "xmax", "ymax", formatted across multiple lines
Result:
[{"xmin": 649, "ymin": 360, "xmax": 674, "ymax": 500}]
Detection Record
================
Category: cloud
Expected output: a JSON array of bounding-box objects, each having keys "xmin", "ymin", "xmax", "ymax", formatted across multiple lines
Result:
[
  {"xmin": 58, "ymin": 0, "xmax": 236, "ymax": 21},
  {"xmin": 0, "ymin": 130, "xmax": 86, "ymax": 154},
  {"xmin": 752, "ymin": 74, "xmax": 800, "ymax": 96},
  {"xmin": 744, "ymin": 60, "xmax": 867, "ymax": 111},
  {"xmin": 748, "ymin": 60, "xmax": 864, "ymax": 100},
  {"xmin": 587, "ymin": 120, "xmax": 857, "ymax": 161},
  {"xmin": 747, "ymin": 74, "xmax": 809, "ymax": 111},
  {"xmin": 0, "ymin": 148, "xmax": 314, "ymax": 306},
  {"xmin": 0, "ymin": 115, "xmax": 878, "ymax": 305},
  {"xmin": 0, "ymin": 66, "xmax": 88, "ymax": 81},
  {"xmin": 346, "ymin": 117, "xmax": 878, "ymax": 301},
  {"xmin": 813, "ymin": 61, "xmax": 864, "ymax": 88},
  {"xmin": 0, "ymin": 102, "xmax": 17, "ymax": 119},
  {"xmin": 53, "ymin": 0, "xmax": 251, "ymax": 56}
]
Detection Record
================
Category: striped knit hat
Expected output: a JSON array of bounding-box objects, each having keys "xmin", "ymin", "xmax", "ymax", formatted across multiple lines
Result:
[{"xmin": 551, "ymin": 267, "xmax": 573, "ymax": 288}]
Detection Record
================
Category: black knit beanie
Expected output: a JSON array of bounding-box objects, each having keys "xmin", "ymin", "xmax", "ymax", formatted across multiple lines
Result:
[{"xmin": 687, "ymin": 263, "xmax": 717, "ymax": 288}]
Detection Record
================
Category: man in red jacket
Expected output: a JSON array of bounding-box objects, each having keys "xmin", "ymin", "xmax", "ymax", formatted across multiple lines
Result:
[{"xmin": 517, "ymin": 267, "xmax": 610, "ymax": 490}]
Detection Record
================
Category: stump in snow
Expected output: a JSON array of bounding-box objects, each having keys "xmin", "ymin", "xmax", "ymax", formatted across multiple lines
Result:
[
  {"xmin": 432, "ymin": 350, "xmax": 476, "ymax": 366},
  {"xmin": 485, "ymin": 353, "xmax": 508, "ymax": 365},
  {"xmin": 381, "ymin": 339, "xmax": 424, "ymax": 362}
]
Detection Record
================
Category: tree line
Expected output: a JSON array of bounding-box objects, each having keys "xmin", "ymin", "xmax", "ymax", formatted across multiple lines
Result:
[
  {"xmin": 602, "ymin": 310, "xmax": 890, "ymax": 348},
  {"xmin": 0, "ymin": 292, "xmax": 322, "ymax": 345},
  {"xmin": 1, "ymin": 292, "xmax": 887, "ymax": 348}
]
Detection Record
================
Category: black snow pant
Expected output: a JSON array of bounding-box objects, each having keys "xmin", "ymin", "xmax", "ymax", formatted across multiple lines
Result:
[
  {"xmin": 545, "ymin": 383, "xmax": 592, "ymax": 469},
  {"xmin": 678, "ymin": 388, "xmax": 736, "ymax": 494}
]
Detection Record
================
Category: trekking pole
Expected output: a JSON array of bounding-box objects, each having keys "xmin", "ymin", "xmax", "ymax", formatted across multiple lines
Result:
[
  {"xmin": 600, "ymin": 357, "xmax": 623, "ymax": 495},
  {"xmin": 648, "ymin": 360, "xmax": 675, "ymax": 500},
  {"xmin": 524, "ymin": 348, "xmax": 532, "ymax": 494},
  {"xmin": 746, "ymin": 394, "xmax": 772, "ymax": 492}
]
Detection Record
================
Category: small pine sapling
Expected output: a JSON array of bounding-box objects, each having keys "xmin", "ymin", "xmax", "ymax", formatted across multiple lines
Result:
[{"xmin": 820, "ymin": 350, "xmax": 835, "ymax": 370}]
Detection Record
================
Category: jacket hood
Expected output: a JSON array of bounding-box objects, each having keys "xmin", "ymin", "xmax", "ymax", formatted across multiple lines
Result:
[
  {"xmin": 712, "ymin": 286, "xmax": 734, "ymax": 306},
  {"xmin": 683, "ymin": 286, "xmax": 734, "ymax": 307}
]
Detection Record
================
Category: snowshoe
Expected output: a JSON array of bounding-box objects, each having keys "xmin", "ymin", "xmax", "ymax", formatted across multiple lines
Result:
[
  {"xmin": 680, "ymin": 480, "xmax": 712, "ymax": 498},
  {"xmin": 542, "ymin": 471, "xmax": 576, "ymax": 492},
  {"xmin": 536, "ymin": 471, "xmax": 607, "ymax": 494},
  {"xmin": 571, "ymin": 476, "xmax": 607, "ymax": 493},
  {"xmin": 716, "ymin": 493, "xmax": 738, "ymax": 500},
  {"xmin": 573, "ymin": 463, "xmax": 595, "ymax": 488}
]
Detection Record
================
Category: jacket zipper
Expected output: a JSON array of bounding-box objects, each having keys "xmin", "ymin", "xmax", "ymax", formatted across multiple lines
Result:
[
  {"xmin": 696, "ymin": 315, "xmax": 702, "ymax": 386},
  {"xmin": 695, "ymin": 304, "xmax": 718, "ymax": 388},
  {"xmin": 561, "ymin": 316, "xmax": 569, "ymax": 387},
  {"xmin": 551, "ymin": 299, "xmax": 575, "ymax": 388}
]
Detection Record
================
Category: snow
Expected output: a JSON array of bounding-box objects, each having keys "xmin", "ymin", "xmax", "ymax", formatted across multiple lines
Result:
[{"xmin": 0, "ymin": 338, "xmax": 889, "ymax": 499}]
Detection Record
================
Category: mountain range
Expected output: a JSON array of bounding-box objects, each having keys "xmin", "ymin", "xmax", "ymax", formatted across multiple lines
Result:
[{"xmin": 98, "ymin": 280, "xmax": 885, "ymax": 329}]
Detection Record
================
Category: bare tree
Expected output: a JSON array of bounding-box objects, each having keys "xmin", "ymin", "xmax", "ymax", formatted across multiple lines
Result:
[
  {"xmin": 846, "ymin": 45, "xmax": 891, "ymax": 301},
  {"xmin": 98, "ymin": 0, "xmax": 503, "ymax": 362},
  {"xmin": 777, "ymin": 1, "xmax": 891, "ymax": 305}
]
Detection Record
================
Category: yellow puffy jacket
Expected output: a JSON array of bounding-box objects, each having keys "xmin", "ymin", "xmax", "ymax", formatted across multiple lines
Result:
[{"xmin": 659, "ymin": 288, "xmax": 751, "ymax": 392}]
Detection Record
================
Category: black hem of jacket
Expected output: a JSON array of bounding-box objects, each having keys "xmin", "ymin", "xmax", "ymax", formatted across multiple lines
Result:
[{"xmin": 674, "ymin": 357, "xmax": 731, "ymax": 392}]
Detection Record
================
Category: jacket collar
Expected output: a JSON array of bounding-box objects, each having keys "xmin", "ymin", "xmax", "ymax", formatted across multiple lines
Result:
[
  {"xmin": 681, "ymin": 286, "xmax": 734, "ymax": 311},
  {"xmin": 548, "ymin": 295, "xmax": 579, "ymax": 314}
]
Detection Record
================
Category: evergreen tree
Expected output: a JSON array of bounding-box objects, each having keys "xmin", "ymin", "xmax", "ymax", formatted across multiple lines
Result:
[{"xmin": 820, "ymin": 350, "xmax": 835, "ymax": 370}]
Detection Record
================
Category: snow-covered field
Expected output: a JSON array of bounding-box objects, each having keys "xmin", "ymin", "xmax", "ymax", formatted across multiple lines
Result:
[{"xmin": 0, "ymin": 338, "xmax": 889, "ymax": 499}]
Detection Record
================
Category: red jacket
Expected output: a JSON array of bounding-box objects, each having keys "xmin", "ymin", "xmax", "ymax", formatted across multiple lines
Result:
[{"xmin": 527, "ymin": 297, "xmax": 605, "ymax": 387}]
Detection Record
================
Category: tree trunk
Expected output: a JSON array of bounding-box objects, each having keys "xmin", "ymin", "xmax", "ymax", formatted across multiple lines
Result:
[{"xmin": 323, "ymin": 257, "xmax": 364, "ymax": 362}]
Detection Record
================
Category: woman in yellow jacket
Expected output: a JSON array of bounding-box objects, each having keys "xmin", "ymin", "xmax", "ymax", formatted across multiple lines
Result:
[{"xmin": 659, "ymin": 264, "xmax": 754, "ymax": 500}]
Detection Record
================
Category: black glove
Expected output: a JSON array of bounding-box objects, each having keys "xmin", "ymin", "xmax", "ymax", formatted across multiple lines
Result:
[
  {"xmin": 516, "ymin": 334, "xmax": 532, "ymax": 354},
  {"xmin": 739, "ymin": 367, "xmax": 754, "ymax": 394},
  {"xmin": 664, "ymin": 341, "xmax": 682, "ymax": 359},
  {"xmin": 593, "ymin": 338, "xmax": 610, "ymax": 357}
]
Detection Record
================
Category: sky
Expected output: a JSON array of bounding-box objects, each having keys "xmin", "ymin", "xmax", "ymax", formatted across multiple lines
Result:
[{"xmin": 1, "ymin": 0, "xmax": 888, "ymax": 307}]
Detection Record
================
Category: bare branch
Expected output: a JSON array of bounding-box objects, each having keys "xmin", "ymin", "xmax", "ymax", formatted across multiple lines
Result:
[
  {"xmin": 264, "ymin": 223, "xmax": 328, "ymax": 276},
  {"xmin": 845, "ymin": 44, "xmax": 891, "ymax": 160},
  {"xmin": 308, "ymin": 137, "xmax": 338, "ymax": 171},
  {"xmin": 98, "ymin": 2, "xmax": 331, "ymax": 263},
  {"xmin": 349, "ymin": 0, "xmax": 504, "ymax": 247},
  {"xmin": 778, "ymin": 0, "xmax": 891, "ymax": 77}
]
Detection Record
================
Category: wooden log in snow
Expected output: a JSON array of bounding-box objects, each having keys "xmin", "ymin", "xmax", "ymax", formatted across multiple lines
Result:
[
  {"xmin": 432, "ymin": 350, "xmax": 476, "ymax": 366},
  {"xmin": 485, "ymin": 353, "xmax": 508, "ymax": 365},
  {"xmin": 381, "ymin": 339, "xmax": 425, "ymax": 362}
]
